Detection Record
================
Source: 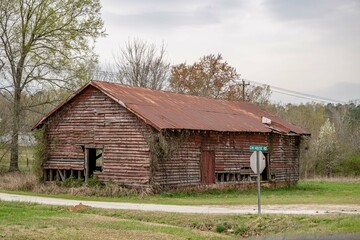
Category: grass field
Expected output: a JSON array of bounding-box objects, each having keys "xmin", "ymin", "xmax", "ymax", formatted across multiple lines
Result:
[
  {"xmin": 2, "ymin": 180, "xmax": 360, "ymax": 206},
  {"xmin": 0, "ymin": 201, "xmax": 359, "ymax": 240}
]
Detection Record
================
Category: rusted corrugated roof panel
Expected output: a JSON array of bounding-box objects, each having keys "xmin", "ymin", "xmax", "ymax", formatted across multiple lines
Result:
[{"xmin": 33, "ymin": 80, "xmax": 308, "ymax": 135}]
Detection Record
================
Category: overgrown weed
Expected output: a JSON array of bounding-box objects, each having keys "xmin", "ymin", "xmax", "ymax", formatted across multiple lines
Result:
[{"xmin": 0, "ymin": 171, "xmax": 138, "ymax": 197}]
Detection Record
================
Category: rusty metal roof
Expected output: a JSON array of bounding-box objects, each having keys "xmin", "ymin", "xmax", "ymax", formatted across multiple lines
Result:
[{"xmin": 33, "ymin": 80, "xmax": 308, "ymax": 135}]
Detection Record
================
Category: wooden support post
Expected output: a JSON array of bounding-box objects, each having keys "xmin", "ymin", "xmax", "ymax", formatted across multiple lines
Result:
[
  {"xmin": 55, "ymin": 170, "xmax": 59, "ymax": 181},
  {"xmin": 84, "ymin": 148, "xmax": 88, "ymax": 182},
  {"xmin": 58, "ymin": 169, "xmax": 65, "ymax": 181}
]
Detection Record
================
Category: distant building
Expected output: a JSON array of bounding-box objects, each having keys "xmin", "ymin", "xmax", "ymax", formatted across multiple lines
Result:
[
  {"xmin": 0, "ymin": 132, "xmax": 36, "ymax": 146},
  {"xmin": 33, "ymin": 81, "xmax": 308, "ymax": 191}
]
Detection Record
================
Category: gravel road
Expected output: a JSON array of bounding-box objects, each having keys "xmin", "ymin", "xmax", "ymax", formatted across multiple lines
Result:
[{"xmin": 0, "ymin": 192, "xmax": 359, "ymax": 215}]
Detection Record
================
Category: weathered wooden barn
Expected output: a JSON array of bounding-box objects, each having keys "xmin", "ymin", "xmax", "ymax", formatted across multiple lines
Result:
[{"xmin": 33, "ymin": 80, "xmax": 308, "ymax": 190}]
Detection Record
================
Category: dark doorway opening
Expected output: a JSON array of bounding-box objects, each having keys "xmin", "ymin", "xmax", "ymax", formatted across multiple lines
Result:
[
  {"xmin": 85, "ymin": 148, "xmax": 103, "ymax": 181},
  {"xmin": 200, "ymin": 150, "xmax": 215, "ymax": 184}
]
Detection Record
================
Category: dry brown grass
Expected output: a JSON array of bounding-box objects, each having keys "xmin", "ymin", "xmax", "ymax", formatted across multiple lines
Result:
[
  {"xmin": 0, "ymin": 171, "xmax": 37, "ymax": 191},
  {"xmin": 304, "ymin": 176, "xmax": 360, "ymax": 183},
  {"xmin": 0, "ymin": 171, "xmax": 139, "ymax": 197},
  {"xmin": 63, "ymin": 183, "xmax": 139, "ymax": 197}
]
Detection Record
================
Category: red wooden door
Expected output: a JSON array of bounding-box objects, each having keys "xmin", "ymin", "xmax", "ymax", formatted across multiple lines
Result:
[{"xmin": 200, "ymin": 150, "xmax": 215, "ymax": 184}]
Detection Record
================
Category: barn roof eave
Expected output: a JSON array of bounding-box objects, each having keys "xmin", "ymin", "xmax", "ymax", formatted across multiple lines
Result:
[
  {"xmin": 31, "ymin": 81, "xmax": 93, "ymax": 130},
  {"xmin": 31, "ymin": 81, "xmax": 163, "ymax": 132}
]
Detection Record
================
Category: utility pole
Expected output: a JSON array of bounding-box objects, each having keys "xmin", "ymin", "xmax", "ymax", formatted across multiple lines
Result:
[{"xmin": 241, "ymin": 79, "xmax": 250, "ymax": 101}]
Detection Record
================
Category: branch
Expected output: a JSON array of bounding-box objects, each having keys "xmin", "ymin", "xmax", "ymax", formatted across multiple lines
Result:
[{"xmin": 22, "ymin": 98, "xmax": 59, "ymax": 110}]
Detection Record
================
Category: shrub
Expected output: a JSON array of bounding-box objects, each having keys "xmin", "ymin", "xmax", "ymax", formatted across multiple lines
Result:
[
  {"xmin": 215, "ymin": 224, "xmax": 226, "ymax": 233},
  {"xmin": 235, "ymin": 225, "xmax": 249, "ymax": 235},
  {"xmin": 335, "ymin": 154, "xmax": 360, "ymax": 176},
  {"xmin": 63, "ymin": 176, "xmax": 84, "ymax": 188},
  {"xmin": 87, "ymin": 176, "xmax": 103, "ymax": 187},
  {"xmin": 32, "ymin": 128, "xmax": 47, "ymax": 180}
]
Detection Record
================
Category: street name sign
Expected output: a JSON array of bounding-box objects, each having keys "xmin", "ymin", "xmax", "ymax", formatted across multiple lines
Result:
[{"xmin": 249, "ymin": 145, "xmax": 268, "ymax": 152}]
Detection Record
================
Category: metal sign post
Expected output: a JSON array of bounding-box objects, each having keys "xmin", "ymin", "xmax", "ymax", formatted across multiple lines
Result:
[
  {"xmin": 250, "ymin": 145, "xmax": 267, "ymax": 215},
  {"xmin": 256, "ymin": 150, "xmax": 261, "ymax": 214}
]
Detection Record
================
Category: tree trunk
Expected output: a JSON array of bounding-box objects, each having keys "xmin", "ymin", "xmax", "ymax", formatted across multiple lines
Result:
[{"xmin": 9, "ymin": 85, "xmax": 21, "ymax": 172}]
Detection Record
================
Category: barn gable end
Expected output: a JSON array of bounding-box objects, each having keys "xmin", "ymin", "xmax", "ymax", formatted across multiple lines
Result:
[{"xmin": 43, "ymin": 85, "xmax": 153, "ymax": 187}]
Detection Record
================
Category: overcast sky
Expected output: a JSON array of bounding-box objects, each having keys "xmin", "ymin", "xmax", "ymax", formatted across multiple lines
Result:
[{"xmin": 95, "ymin": 0, "xmax": 360, "ymax": 104}]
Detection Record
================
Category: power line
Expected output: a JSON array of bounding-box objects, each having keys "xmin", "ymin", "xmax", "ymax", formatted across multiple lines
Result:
[
  {"xmin": 238, "ymin": 78, "xmax": 346, "ymax": 104},
  {"xmin": 93, "ymin": 69, "xmax": 347, "ymax": 104},
  {"xmin": 271, "ymin": 89, "xmax": 335, "ymax": 103}
]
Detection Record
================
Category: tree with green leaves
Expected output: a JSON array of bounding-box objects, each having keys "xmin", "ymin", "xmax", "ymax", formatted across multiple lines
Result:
[
  {"xmin": 314, "ymin": 119, "xmax": 339, "ymax": 177},
  {"xmin": 0, "ymin": 0, "xmax": 105, "ymax": 171}
]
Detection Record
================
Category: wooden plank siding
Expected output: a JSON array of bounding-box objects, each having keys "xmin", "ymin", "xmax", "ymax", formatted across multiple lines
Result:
[
  {"xmin": 269, "ymin": 134, "xmax": 300, "ymax": 183},
  {"xmin": 153, "ymin": 132, "xmax": 300, "ymax": 188},
  {"xmin": 44, "ymin": 86, "xmax": 153, "ymax": 187}
]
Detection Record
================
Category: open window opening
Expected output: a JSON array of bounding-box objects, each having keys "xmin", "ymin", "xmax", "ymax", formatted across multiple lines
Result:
[
  {"xmin": 216, "ymin": 153, "xmax": 270, "ymax": 183},
  {"xmin": 261, "ymin": 153, "xmax": 269, "ymax": 181},
  {"xmin": 44, "ymin": 169, "xmax": 84, "ymax": 182},
  {"xmin": 95, "ymin": 149, "xmax": 103, "ymax": 172}
]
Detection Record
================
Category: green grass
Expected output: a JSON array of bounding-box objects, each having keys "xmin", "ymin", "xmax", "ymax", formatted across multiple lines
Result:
[
  {"xmin": 0, "ymin": 201, "xmax": 359, "ymax": 239},
  {"xmin": 0, "ymin": 201, "xmax": 226, "ymax": 240},
  {"xmin": 154, "ymin": 180, "xmax": 360, "ymax": 205},
  {"xmin": 0, "ymin": 146, "xmax": 34, "ymax": 172},
  {"xmin": 2, "ymin": 180, "xmax": 360, "ymax": 206}
]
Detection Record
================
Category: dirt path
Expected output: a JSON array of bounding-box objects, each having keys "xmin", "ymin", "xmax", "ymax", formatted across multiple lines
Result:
[{"xmin": 0, "ymin": 192, "xmax": 359, "ymax": 215}]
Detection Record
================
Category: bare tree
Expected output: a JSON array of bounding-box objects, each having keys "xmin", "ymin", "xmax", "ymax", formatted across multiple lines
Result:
[
  {"xmin": 0, "ymin": 0, "xmax": 105, "ymax": 171},
  {"xmin": 245, "ymin": 84, "xmax": 272, "ymax": 106},
  {"xmin": 91, "ymin": 63, "xmax": 119, "ymax": 82},
  {"xmin": 113, "ymin": 38, "xmax": 170, "ymax": 90}
]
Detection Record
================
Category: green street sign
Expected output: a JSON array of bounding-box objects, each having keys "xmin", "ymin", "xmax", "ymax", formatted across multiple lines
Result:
[{"xmin": 250, "ymin": 145, "xmax": 268, "ymax": 152}]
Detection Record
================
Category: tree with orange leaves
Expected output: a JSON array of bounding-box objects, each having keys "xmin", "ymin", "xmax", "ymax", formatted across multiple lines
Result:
[
  {"xmin": 169, "ymin": 54, "xmax": 271, "ymax": 105},
  {"xmin": 169, "ymin": 54, "xmax": 238, "ymax": 99}
]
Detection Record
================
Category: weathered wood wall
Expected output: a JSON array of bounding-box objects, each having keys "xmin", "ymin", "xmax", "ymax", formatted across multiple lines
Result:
[
  {"xmin": 42, "ymin": 85, "xmax": 301, "ymax": 190},
  {"xmin": 43, "ymin": 86, "xmax": 152, "ymax": 187},
  {"xmin": 154, "ymin": 132, "xmax": 300, "ymax": 188},
  {"xmin": 269, "ymin": 134, "xmax": 300, "ymax": 183}
]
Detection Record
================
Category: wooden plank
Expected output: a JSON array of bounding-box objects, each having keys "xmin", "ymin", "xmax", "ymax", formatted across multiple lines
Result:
[
  {"xmin": 44, "ymin": 86, "xmax": 152, "ymax": 186},
  {"xmin": 58, "ymin": 169, "xmax": 65, "ymax": 181}
]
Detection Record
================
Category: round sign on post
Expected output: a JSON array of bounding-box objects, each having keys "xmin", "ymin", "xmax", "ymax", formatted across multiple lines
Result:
[
  {"xmin": 249, "ymin": 150, "xmax": 266, "ymax": 215},
  {"xmin": 250, "ymin": 151, "xmax": 266, "ymax": 174}
]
